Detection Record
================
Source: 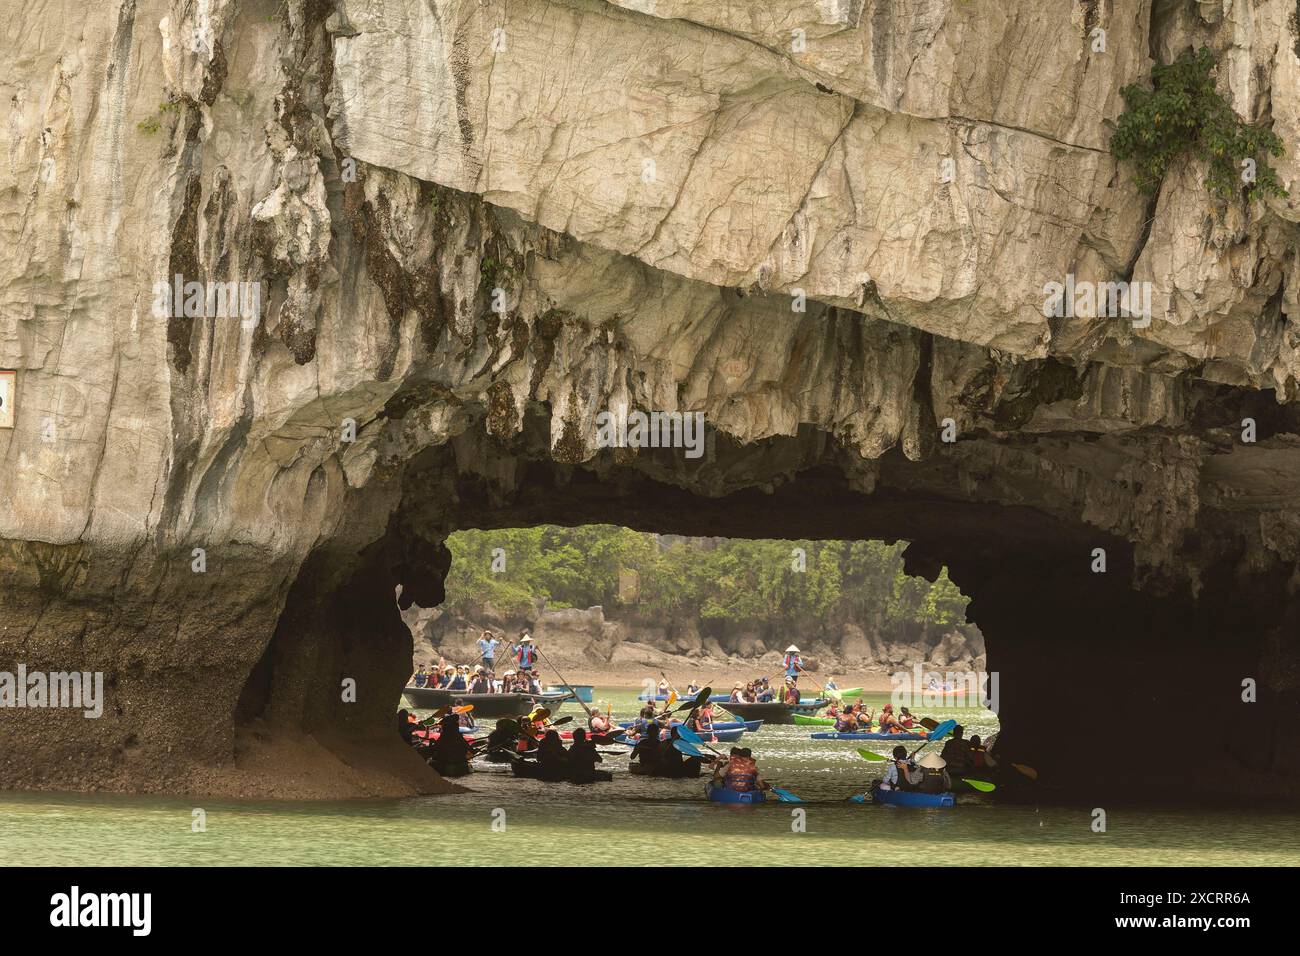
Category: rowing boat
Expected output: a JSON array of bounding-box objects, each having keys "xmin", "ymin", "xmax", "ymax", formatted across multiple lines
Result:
[
  {"xmin": 706, "ymin": 782, "xmax": 766, "ymax": 804},
  {"xmin": 810, "ymin": 731, "xmax": 926, "ymax": 741},
  {"xmin": 545, "ymin": 684, "xmax": 594, "ymax": 703},
  {"xmin": 871, "ymin": 788, "xmax": 955, "ymax": 808},
  {"xmin": 715, "ymin": 700, "xmax": 828, "ymax": 724},
  {"xmin": 401, "ymin": 687, "xmax": 572, "ymax": 716}
]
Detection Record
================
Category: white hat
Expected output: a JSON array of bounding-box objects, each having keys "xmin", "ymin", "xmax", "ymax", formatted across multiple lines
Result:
[
  {"xmin": 917, "ymin": 753, "xmax": 947, "ymax": 770},
  {"xmin": 520, "ymin": 636, "xmax": 533, "ymax": 643},
  {"xmin": 503, "ymin": 670, "xmax": 516, "ymax": 677},
  {"xmin": 785, "ymin": 645, "xmax": 800, "ymax": 653},
  {"xmin": 473, "ymin": 665, "xmax": 484, "ymax": 673}
]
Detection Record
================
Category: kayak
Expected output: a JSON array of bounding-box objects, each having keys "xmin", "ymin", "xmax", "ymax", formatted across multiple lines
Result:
[
  {"xmin": 791, "ymin": 714, "xmax": 834, "ymax": 726},
  {"xmin": 871, "ymin": 787, "xmax": 955, "ymax": 808},
  {"xmin": 510, "ymin": 759, "xmax": 612, "ymax": 784},
  {"xmin": 826, "ymin": 687, "xmax": 863, "ymax": 697},
  {"xmin": 810, "ymin": 731, "xmax": 926, "ymax": 741},
  {"xmin": 617, "ymin": 719, "xmax": 762, "ymax": 733},
  {"xmin": 706, "ymin": 782, "xmax": 766, "ymax": 805},
  {"xmin": 613, "ymin": 726, "xmax": 745, "ymax": 745}
]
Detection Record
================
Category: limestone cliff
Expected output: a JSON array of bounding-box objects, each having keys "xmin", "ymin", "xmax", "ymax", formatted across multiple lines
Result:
[{"xmin": 2, "ymin": 0, "xmax": 1299, "ymax": 800}]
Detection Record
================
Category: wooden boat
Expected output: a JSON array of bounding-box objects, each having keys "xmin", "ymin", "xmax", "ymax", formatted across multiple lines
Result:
[
  {"xmin": 401, "ymin": 686, "xmax": 572, "ymax": 717},
  {"xmin": 714, "ymin": 699, "xmax": 828, "ymax": 724},
  {"xmin": 546, "ymin": 684, "xmax": 594, "ymax": 703}
]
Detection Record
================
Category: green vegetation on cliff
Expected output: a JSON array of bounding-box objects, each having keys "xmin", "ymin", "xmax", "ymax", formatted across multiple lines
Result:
[
  {"xmin": 1111, "ymin": 47, "xmax": 1286, "ymax": 202},
  {"xmin": 444, "ymin": 526, "xmax": 968, "ymax": 638}
]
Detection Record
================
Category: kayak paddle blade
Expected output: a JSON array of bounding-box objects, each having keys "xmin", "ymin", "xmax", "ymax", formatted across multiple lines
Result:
[
  {"xmin": 769, "ymin": 787, "xmax": 803, "ymax": 803},
  {"xmin": 856, "ymin": 748, "xmax": 889, "ymax": 762},
  {"xmin": 962, "ymin": 779, "xmax": 996, "ymax": 792},
  {"xmin": 672, "ymin": 739, "xmax": 703, "ymax": 758},
  {"xmin": 928, "ymin": 719, "xmax": 957, "ymax": 742},
  {"xmin": 1012, "ymin": 763, "xmax": 1039, "ymax": 781},
  {"xmin": 847, "ymin": 794, "xmax": 868, "ymax": 804},
  {"xmin": 676, "ymin": 724, "xmax": 704, "ymax": 747},
  {"xmin": 919, "ymin": 717, "xmax": 940, "ymax": 731}
]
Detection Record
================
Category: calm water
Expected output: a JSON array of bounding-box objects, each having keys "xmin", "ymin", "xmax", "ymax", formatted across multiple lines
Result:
[{"xmin": 3, "ymin": 690, "xmax": 1297, "ymax": 866}]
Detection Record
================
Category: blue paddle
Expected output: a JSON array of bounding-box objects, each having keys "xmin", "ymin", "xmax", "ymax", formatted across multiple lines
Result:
[
  {"xmin": 769, "ymin": 787, "xmax": 803, "ymax": 804},
  {"xmin": 672, "ymin": 738, "xmax": 704, "ymax": 758}
]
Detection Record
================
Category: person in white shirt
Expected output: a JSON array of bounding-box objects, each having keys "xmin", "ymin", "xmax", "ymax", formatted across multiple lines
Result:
[{"xmin": 880, "ymin": 745, "xmax": 921, "ymax": 791}]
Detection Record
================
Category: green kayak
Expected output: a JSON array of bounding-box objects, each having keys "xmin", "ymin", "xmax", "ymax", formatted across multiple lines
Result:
[
  {"xmin": 827, "ymin": 687, "xmax": 863, "ymax": 697},
  {"xmin": 791, "ymin": 714, "xmax": 835, "ymax": 726}
]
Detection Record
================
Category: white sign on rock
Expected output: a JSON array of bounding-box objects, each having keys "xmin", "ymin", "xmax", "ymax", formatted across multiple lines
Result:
[{"xmin": 0, "ymin": 370, "xmax": 15, "ymax": 428}]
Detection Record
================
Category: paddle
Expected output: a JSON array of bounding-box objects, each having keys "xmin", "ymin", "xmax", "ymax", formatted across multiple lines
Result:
[
  {"xmin": 1012, "ymin": 763, "xmax": 1039, "ymax": 781},
  {"xmin": 534, "ymin": 645, "xmax": 599, "ymax": 724},
  {"xmin": 960, "ymin": 778, "xmax": 996, "ymax": 792},
  {"xmin": 768, "ymin": 787, "xmax": 804, "ymax": 804}
]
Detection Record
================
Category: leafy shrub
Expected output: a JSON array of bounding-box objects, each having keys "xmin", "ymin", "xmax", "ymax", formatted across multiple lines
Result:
[{"xmin": 1110, "ymin": 47, "xmax": 1286, "ymax": 202}]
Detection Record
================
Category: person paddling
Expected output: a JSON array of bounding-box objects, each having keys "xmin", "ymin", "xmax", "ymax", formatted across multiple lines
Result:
[
  {"xmin": 879, "ymin": 745, "xmax": 921, "ymax": 792},
  {"xmin": 878, "ymin": 703, "xmax": 905, "ymax": 734},
  {"xmin": 428, "ymin": 712, "xmax": 471, "ymax": 769}
]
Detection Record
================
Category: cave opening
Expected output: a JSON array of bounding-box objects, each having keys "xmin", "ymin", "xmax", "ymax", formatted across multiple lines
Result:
[{"xmin": 227, "ymin": 410, "xmax": 1295, "ymax": 805}]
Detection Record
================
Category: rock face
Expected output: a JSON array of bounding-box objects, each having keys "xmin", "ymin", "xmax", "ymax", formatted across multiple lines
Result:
[{"xmin": 2, "ymin": 0, "xmax": 1299, "ymax": 800}]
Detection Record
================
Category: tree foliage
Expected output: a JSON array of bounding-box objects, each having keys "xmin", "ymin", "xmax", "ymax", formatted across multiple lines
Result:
[
  {"xmin": 1111, "ymin": 47, "xmax": 1286, "ymax": 202},
  {"xmin": 443, "ymin": 526, "xmax": 969, "ymax": 636}
]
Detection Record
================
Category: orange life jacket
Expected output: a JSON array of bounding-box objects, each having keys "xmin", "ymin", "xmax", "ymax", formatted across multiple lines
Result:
[{"xmin": 725, "ymin": 756, "xmax": 758, "ymax": 792}]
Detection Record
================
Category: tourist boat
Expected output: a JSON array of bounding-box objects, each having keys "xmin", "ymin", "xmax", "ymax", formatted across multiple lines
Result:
[
  {"xmin": 706, "ymin": 782, "xmax": 766, "ymax": 804},
  {"xmin": 401, "ymin": 686, "xmax": 572, "ymax": 717},
  {"xmin": 545, "ymin": 684, "xmax": 594, "ymax": 703},
  {"xmin": 810, "ymin": 731, "xmax": 926, "ymax": 741},
  {"xmin": 714, "ymin": 699, "xmax": 829, "ymax": 724}
]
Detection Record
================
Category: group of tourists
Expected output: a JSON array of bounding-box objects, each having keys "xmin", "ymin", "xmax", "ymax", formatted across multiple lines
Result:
[
  {"xmin": 875, "ymin": 724, "xmax": 997, "ymax": 795},
  {"xmin": 410, "ymin": 631, "xmax": 543, "ymax": 694},
  {"xmin": 829, "ymin": 701, "xmax": 920, "ymax": 734}
]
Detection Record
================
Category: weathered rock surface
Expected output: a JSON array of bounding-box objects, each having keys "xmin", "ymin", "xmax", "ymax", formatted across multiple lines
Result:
[{"xmin": 1, "ymin": 0, "xmax": 1298, "ymax": 800}]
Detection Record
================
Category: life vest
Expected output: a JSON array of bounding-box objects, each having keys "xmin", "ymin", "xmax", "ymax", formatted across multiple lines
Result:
[
  {"xmin": 724, "ymin": 756, "xmax": 758, "ymax": 792},
  {"xmin": 517, "ymin": 645, "xmax": 537, "ymax": 668}
]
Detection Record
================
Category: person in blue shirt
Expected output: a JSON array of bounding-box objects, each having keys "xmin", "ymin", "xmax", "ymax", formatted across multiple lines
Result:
[
  {"xmin": 783, "ymin": 645, "xmax": 803, "ymax": 678},
  {"xmin": 476, "ymin": 631, "xmax": 500, "ymax": 671}
]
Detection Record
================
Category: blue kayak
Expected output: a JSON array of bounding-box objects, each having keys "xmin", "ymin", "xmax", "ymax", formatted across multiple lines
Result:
[
  {"xmin": 618, "ymin": 719, "xmax": 762, "ymax": 733},
  {"xmin": 810, "ymin": 732, "xmax": 926, "ymax": 741},
  {"xmin": 872, "ymin": 788, "xmax": 955, "ymax": 808},
  {"xmin": 614, "ymin": 728, "xmax": 745, "ymax": 745},
  {"xmin": 706, "ymin": 782, "xmax": 766, "ymax": 805}
]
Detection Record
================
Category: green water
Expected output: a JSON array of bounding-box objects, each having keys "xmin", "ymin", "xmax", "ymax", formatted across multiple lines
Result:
[{"xmin": 3, "ymin": 690, "xmax": 1297, "ymax": 866}]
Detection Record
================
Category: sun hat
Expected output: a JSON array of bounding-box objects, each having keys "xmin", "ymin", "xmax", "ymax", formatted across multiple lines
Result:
[
  {"xmin": 917, "ymin": 753, "xmax": 947, "ymax": 770},
  {"xmin": 785, "ymin": 645, "xmax": 800, "ymax": 653}
]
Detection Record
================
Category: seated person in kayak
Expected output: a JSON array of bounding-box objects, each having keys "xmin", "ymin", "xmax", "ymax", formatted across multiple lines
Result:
[
  {"xmin": 878, "ymin": 703, "xmax": 908, "ymax": 734},
  {"xmin": 566, "ymin": 728, "xmax": 602, "ymax": 776},
  {"xmin": 428, "ymin": 713, "xmax": 471, "ymax": 766},
  {"xmin": 834, "ymin": 708, "xmax": 860, "ymax": 733},
  {"xmin": 397, "ymin": 709, "xmax": 421, "ymax": 746},
  {"xmin": 898, "ymin": 707, "xmax": 919, "ymax": 729},
  {"xmin": 536, "ymin": 730, "xmax": 568, "ymax": 772},
  {"xmin": 939, "ymin": 725, "xmax": 974, "ymax": 773},
  {"xmin": 712, "ymin": 747, "xmax": 766, "ymax": 793},
  {"xmin": 912, "ymin": 753, "xmax": 952, "ymax": 793},
  {"xmin": 629, "ymin": 726, "xmax": 661, "ymax": 768},
  {"xmin": 880, "ymin": 745, "xmax": 922, "ymax": 791},
  {"xmin": 486, "ymin": 719, "xmax": 521, "ymax": 755},
  {"xmin": 685, "ymin": 702, "xmax": 716, "ymax": 737},
  {"xmin": 587, "ymin": 707, "xmax": 613, "ymax": 734},
  {"xmin": 969, "ymin": 734, "xmax": 997, "ymax": 770}
]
